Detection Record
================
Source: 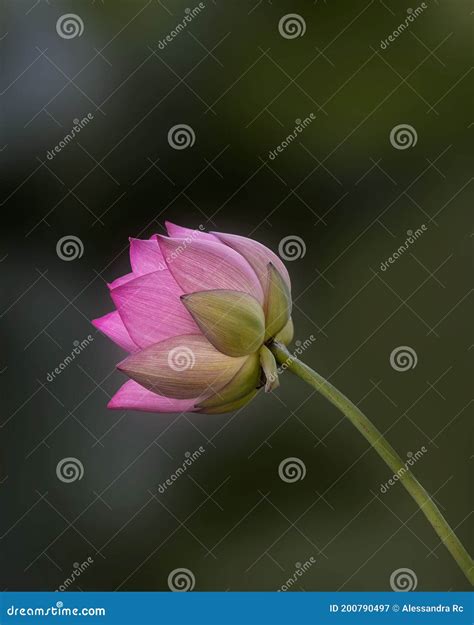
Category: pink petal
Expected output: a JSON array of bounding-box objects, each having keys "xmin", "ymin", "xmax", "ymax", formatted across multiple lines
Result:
[
  {"xmin": 129, "ymin": 235, "xmax": 166, "ymax": 275},
  {"xmin": 108, "ymin": 272, "xmax": 135, "ymax": 290},
  {"xmin": 110, "ymin": 270, "xmax": 199, "ymax": 348},
  {"xmin": 212, "ymin": 232, "xmax": 291, "ymax": 294},
  {"xmin": 165, "ymin": 221, "xmax": 219, "ymax": 243},
  {"xmin": 117, "ymin": 334, "xmax": 248, "ymax": 400},
  {"xmin": 108, "ymin": 380, "xmax": 199, "ymax": 413},
  {"xmin": 157, "ymin": 236, "xmax": 264, "ymax": 304},
  {"xmin": 92, "ymin": 311, "xmax": 138, "ymax": 353}
]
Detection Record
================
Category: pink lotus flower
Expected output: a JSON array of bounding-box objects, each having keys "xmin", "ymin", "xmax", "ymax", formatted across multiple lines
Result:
[{"xmin": 92, "ymin": 223, "xmax": 293, "ymax": 414}]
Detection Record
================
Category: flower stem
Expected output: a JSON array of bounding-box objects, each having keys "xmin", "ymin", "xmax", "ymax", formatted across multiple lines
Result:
[{"xmin": 269, "ymin": 340, "xmax": 474, "ymax": 585}]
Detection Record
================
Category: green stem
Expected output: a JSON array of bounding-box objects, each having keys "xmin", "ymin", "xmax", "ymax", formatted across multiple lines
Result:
[{"xmin": 269, "ymin": 340, "xmax": 474, "ymax": 585}]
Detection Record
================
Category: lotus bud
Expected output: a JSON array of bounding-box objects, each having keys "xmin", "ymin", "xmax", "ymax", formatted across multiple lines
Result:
[{"xmin": 92, "ymin": 223, "xmax": 294, "ymax": 414}]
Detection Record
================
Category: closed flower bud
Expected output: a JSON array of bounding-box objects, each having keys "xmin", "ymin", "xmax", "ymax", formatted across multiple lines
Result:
[{"xmin": 92, "ymin": 223, "xmax": 293, "ymax": 414}]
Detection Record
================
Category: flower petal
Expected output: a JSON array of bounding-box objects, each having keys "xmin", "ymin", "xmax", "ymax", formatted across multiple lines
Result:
[
  {"xmin": 274, "ymin": 317, "xmax": 294, "ymax": 345},
  {"xmin": 264, "ymin": 263, "xmax": 292, "ymax": 340},
  {"xmin": 157, "ymin": 236, "xmax": 264, "ymax": 304},
  {"xmin": 259, "ymin": 345, "xmax": 279, "ymax": 392},
  {"xmin": 212, "ymin": 231, "xmax": 291, "ymax": 296},
  {"xmin": 108, "ymin": 272, "xmax": 135, "ymax": 290},
  {"xmin": 129, "ymin": 235, "xmax": 166, "ymax": 275},
  {"xmin": 92, "ymin": 311, "xmax": 138, "ymax": 353},
  {"xmin": 108, "ymin": 380, "xmax": 199, "ymax": 413},
  {"xmin": 165, "ymin": 221, "xmax": 219, "ymax": 243},
  {"xmin": 117, "ymin": 334, "xmax": 247, "ymax": 400},
  {"xmin": 195, "ymin": 352, "xmax": 260, "ymax": 410},
  {"xmin": 181, "ymin": 290, "xmax": 265, "ymax": 357},
  {"xmin": 196, "ymin": 389, "xmax": 258, "ymax": 414},
  {"xmin": 110, "ymin": 270, "xmax": 199, "ymax": 348}
]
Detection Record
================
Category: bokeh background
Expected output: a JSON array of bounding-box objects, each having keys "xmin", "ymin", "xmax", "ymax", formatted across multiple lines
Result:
[{"xmin": 0, "ymin": 0, "xmax": 472, "ymax": 592}]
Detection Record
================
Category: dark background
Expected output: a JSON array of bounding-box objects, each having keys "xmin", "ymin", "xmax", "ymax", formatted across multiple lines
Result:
[{"xmin": 0, "ymin": 0, "xmax": 472, "ymax": 592}]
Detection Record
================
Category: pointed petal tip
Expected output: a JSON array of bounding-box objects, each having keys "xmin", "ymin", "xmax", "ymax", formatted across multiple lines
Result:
[
  {"xmin": 156, "ymin": 231, "xmax": 182, "ymax": 243},
  {"xmin": 128, "ymin": 235, "xmax": 157, "ymax": 243},
  {"xmin": 265, "ymin": 376, "xmax": 280, "ymax": 393},
  {"xmin": 107, "ymin": 272, "xmax": 136, "ymax": 291},
  {"xmin": 116, "ymin": 358, "xmax": 128, "ymax": 373},
  {"xmin": 107, "ymin": 397, "xmax": 121, "ymax": 410},
  {"xmin": 165, "ymin": 220, "xmax": 179, "ymax": 231},
  {"xmin": 156, "ymin": 233, "xmax": 178, "ymax": 256},
  {"xmin": 91, "ymin": 317, "xmax": 101, "ymax": 329},
  {"xmin": 116, "ymin": 354, "xmax": 135, "ymax": 374},
  {"xmin": 91, "ymin": 310, "xmax": 138, "ymax": 353},
  {"xmin": 91, "ymin": 315, "xmax": 107, "ymax": 332},
  {"xmin": 165, "ymin": 222, "xmax": 217, "ymax": 243}
]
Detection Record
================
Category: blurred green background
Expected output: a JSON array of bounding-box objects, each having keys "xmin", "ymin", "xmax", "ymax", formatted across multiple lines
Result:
[{"xmin": 0, "ymin": 0, "xmax": 472, "ymax": 591}]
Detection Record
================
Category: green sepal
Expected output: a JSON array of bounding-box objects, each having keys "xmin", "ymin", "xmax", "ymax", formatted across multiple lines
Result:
[
  {"xmin": 264, "ymin": 263, "xmax": 292, "ymax": 340},
  {"xmin": 196, "ymin": 389, "xmax": 258, "ymax": 414},
  {"xmin": 259, "ymin": 345, "xmax": 279, "ymax": 392},
  {"xmin": 275, "ymin": 317, "xmax": 294, "ymax": 345},
  {"xmin": 181, "ymin": 290, "xmax": 265, "ymax": 357},
  {"xmin": 195, "ymin": 352, "xmax": 260, "ymax": 410}
]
